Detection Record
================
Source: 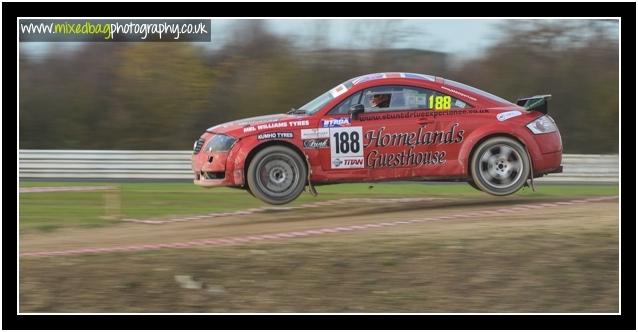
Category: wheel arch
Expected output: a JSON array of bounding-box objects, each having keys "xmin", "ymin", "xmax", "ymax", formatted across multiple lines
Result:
[
  {"xmin": 466, "ymin": 133, "xmax": 529, "ymax": 179},
  {"xmin": 243, "ymin": 140, "xmax": 308, "ymax": 188}
]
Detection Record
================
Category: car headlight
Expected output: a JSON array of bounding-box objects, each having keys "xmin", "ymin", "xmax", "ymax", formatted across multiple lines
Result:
[
  {"xmin": 204, "ymin": 134, "xmax": 237, "ymax": 152},
  {"xmin": 193, "ymin": 137, "xmax": 205, "ymax": 154},
  {"xmin": 526, "ymin": 115, "xmax": 558, "ymax": 134}
]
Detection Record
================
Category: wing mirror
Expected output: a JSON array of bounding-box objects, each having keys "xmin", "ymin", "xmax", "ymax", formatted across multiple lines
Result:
[{"xmin": 349, "ymin": 104, "xmax": 365, "ymax": 120}]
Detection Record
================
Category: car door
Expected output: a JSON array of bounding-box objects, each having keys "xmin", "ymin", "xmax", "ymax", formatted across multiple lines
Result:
[
  {"xmin": 318, "ymin": 85, "xmax": 441, "ymax": 181},
  {"xmin": 358, "ymin": 85, "xmax": 443, "ymax": 180},
  {"xmin": 403, "ymin": 87, "xmax": 478, "ymax": 179},
  {"xmin": 357, "ymin": 85, "xmax": 471, "ymax": 180},
  {"xmin": 311, "ymin": 89, "xmax": 367, "ymax": 180}
]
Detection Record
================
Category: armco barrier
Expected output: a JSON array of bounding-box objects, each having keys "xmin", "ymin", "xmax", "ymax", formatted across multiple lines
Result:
[
  {"xmin": 19, "ymin": 150, "xmax": 193, "ymax": 180},
  {"xmin": 18, "ymin": 150, "xmax": 619, "ymax": 183}
]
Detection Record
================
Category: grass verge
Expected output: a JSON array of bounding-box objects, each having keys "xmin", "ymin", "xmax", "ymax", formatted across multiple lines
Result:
[{"xmin": 19, "ymin": 181, "xmax": 619, "ymax": 232}]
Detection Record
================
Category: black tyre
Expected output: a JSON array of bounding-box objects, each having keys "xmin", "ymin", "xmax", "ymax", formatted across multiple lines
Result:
[
  {"xmin": 467, "ymin": 180, "xmax": 480, "ymax": 191},
  {"xmin": 247, "ymin": 145, "xmax": 307, "ymax": 205},
  {"xmin": 470, "ymin": 137, "xmax": 530, "ymax": 196},
  {"xmin": 245, "ymin": 186, "xmax": 256, "ymax": 198}
]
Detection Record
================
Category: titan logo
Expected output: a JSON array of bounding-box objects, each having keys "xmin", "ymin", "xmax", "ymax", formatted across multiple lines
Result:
[{"xmin": 343, "ymin": 159, "xmax": 363, "ymax": 166}]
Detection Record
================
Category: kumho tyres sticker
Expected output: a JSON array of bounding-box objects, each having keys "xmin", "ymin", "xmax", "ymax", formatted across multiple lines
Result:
[
  {"xmin": 330, "ymin": 127, "xmax": 364, "ymax": 169},
  {"xmin": 257, "ymin": 132, "xmax": 293, "ymax": 140}
]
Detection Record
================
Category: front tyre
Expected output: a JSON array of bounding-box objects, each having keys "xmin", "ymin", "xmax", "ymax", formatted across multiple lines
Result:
[
  {"xmin": 470, "ymin": 137, "xmax": 530, "ymax": 196},
  {"xmin": 247, "ymin": 145, "xmax": 307, "ymax": 205}
]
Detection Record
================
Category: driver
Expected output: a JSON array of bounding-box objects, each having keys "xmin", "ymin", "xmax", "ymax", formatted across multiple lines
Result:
[{"xmin": 370, "ymin": 92, "xmax": 391, "ymax": 108}]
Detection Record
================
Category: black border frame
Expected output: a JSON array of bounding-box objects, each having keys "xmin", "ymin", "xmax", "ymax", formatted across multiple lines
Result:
[{"xmin": 4, "ymin": 2, "xmax": 635, "ymax": 330}]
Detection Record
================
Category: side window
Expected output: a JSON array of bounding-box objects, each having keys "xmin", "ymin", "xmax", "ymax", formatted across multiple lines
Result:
[
  {"xmin": 328, "ymin": 91, "xmax": 362, "ymax": 115},
  {"xmin": 361, "ymin": 86, "xmax": 398, "ymax": 111},
  {"xmin": 361, "ymin": 85, "xmax": 471, "ymax": 112},
  {"xmin": 426, "ymin": 90, "xmax": 471, "ymax": 110}
]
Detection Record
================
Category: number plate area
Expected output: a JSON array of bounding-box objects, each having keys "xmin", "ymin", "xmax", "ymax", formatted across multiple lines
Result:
[{"xmin": 330, "ymin": 127, "xmax": 364, "ymax": 169}]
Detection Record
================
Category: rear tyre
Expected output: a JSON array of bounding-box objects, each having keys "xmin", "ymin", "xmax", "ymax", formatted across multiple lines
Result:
[
  {"xmin": 467, "ymin": 180, "xmax": 480, "ymax": 191},
  {"xmin": 470, "ymin": 137, "xmax": 530, "ymax": 196},
  {"xmin": 247, "ymin": 145, "xmax": 307, "ymax": 205}
]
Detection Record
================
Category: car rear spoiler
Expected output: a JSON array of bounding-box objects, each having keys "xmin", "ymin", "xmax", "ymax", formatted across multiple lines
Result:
[{"xmin": 516, "ymin": 94, "xmax": 552, "ymax": 114}]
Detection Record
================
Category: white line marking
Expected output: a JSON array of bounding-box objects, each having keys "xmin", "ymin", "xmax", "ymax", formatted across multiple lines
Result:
[
  {"xmin": 122, "ymin": 197, "xmax": 444, "ymax": 225},
  {"xmin": 20, "ymin": 186, "xmax": 116, "ymax": 193}
]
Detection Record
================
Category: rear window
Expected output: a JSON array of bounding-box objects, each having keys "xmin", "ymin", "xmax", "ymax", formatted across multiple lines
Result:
[{"xmin": 444, "ymin": 79, "xmax": 514, "ymax": 105}]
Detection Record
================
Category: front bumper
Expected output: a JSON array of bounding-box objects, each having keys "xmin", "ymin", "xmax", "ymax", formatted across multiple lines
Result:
[
  {"xmin": 193, "ymin": 169, "xmax": 227, "ymax": 186},
  {"xmin": 194, "ymin": 177, "xmax": 229, "ymax": 187},
  {"xmin": 192, "ymin": 132, "xmax": 233, "ymax": 187},
  {"xmin": 193, "ymin": 168, "xmax": 244, "ymax": 188},
  {"xmin": 192, "ymin": 132, "xmax": 245, "ymax": 187}
]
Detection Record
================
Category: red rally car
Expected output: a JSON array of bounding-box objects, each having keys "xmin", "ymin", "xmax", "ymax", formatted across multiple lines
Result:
[{"xmin": 192, "ymin": 72, "xmax": 563, "ymax": 205}]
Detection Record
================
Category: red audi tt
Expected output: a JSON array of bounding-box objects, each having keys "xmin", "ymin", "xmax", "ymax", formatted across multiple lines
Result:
[{"xmin": 192, "ymin": 73, "xmax": 563, "ymax": 204}]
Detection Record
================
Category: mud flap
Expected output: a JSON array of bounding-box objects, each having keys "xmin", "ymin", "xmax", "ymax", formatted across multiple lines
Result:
[
  {"xmin": 525, "ymin": 149, "xmax": 535, "ymax": 192},
  {"xmin": 304, "ymin": 153, "xmax": 318, "ymax": 197}
]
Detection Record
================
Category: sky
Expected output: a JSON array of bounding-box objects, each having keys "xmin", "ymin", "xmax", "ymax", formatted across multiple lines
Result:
[
  {"xmin": 211, "ymin": 19, "xmax": 501, "ymax": 55},
  {"xmin": 19, "ymin": 18, "xmax": 619, "ymax": 62}
]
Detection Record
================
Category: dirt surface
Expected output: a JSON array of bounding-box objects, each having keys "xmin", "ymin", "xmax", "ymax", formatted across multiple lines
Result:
[
  {"xmin": 20, "ymin": 196, "xmax": 607, "ymax": 254},
  {"xmin": 19, "ymin": 196, "xmax": 619, "ymax": 312}
]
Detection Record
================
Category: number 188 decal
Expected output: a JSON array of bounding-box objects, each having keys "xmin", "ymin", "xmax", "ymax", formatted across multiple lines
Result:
[{"xmin": 330, "ymin": 127, "xmax": 364, "ymax": 169}]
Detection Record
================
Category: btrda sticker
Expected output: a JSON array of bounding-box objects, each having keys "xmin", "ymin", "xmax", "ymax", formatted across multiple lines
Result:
[{"xmin": 322, "ymin": 117, "xmax": 351, "ymax": 128}]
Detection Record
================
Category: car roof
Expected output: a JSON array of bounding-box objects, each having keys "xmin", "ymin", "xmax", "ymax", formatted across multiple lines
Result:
[
  {"xmin": 343, "ymin": 72, "xmax": 515, "ymax": 106},
  {"xmin": 347, "ymin": 72, "xmax": 436, "ymax": 86}
]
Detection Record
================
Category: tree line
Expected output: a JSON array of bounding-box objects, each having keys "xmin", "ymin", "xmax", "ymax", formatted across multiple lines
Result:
[{"xmin": 19, "ymin": 20, "xmax": 618, "ymax": 153}]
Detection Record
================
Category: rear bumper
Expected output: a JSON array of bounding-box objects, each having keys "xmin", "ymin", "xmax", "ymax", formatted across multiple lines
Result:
[
  {"xmin": 546, "ymin": 165, "xmax": 563, "ymax": 174},
  {"xmin": 532, "ymin": 150, "xmax": 563, "ymax": 177},
  {"xmin": 528, "ymin": 130, "xmax": 563, "ymax": 176}
]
